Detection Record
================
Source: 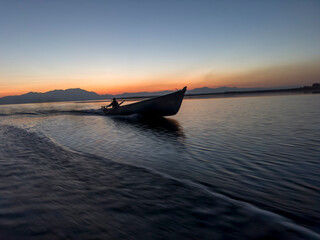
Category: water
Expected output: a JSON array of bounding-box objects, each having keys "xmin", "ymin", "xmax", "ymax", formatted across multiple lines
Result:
[{"xmin": 0, "ymin": 94, "xmax": 319, "ymax": 239}]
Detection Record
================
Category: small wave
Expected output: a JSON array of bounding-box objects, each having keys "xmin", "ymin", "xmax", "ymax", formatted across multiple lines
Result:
[
  {"xmin": 0, "ymin": 112, "xmax": 39, "ymax": 116},
  {"xmin": 109, "ymin": 113, "xmax": 141, "ymax": 119},
  {"xmin": 0, "ymin": 124, "xmax": 319, "ymax": 239},
  {"xmin": 37, "ymin": 109, "xmax": 103, "ymax": 116},
  {"xmin": 0, "ymin": 109, "xmax": 104, "ymax": 117}
]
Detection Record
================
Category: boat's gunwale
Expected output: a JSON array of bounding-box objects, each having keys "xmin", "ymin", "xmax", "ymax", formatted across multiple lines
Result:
[{"xmin": 117, "ymin": 87, "xmax": 186, "ymax": 109}]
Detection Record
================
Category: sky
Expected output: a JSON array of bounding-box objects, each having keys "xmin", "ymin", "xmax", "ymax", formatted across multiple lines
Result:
[{"xmin": 0, "ymin": 0, "xmax": 320, "ymax": 97}]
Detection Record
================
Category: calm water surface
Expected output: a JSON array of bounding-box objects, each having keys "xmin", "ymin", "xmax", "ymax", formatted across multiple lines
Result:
[{"xmin": 0, "ymin": 94, "xmax": 319, "ymax": 239}]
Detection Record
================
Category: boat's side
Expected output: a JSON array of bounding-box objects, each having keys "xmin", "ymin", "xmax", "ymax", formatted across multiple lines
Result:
[{"xmin": 104, "ymin": 87, "xmax": 187, "ymax": 116}]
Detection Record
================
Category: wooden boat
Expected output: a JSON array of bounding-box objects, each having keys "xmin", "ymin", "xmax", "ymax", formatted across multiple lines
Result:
[{"xmin": 102, "ymin": 87, "xmax": 187, "ymax": 116}]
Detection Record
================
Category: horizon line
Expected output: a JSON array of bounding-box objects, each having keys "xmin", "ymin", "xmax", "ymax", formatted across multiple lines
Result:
[{"xmin": 0, "ymin": 84, "xmax": 306, "ymax": 98}]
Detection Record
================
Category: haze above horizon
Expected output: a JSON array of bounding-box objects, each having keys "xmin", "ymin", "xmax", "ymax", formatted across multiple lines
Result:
[{"xmin": 1, "ymin": 0, "xmax": 320, "ymax": 97}]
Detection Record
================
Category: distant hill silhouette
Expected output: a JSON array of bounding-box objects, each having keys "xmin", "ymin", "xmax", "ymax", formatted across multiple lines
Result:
[
  {"xmin": 0, "ymin": 85, "xmax": 314, "ymax": 105},
  {"xmin": 0, "ymin": 88, "xmax": 107, "ymax": 105}
]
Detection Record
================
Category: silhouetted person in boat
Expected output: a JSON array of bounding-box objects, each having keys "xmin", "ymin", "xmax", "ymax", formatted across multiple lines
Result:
[{"xmin": 107, "ymin": 98, "xmax": 119, "ymax": 108}]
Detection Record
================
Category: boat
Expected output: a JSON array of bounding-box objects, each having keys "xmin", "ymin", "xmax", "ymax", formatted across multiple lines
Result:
[{"xmin": 102, "ymin": 87, "xmax": 187, "ymax": 116}]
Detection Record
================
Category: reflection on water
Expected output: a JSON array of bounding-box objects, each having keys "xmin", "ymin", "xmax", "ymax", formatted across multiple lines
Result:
[{"xmin": 110, "ymin": 115, "xmax": 185, "ymax": 137}]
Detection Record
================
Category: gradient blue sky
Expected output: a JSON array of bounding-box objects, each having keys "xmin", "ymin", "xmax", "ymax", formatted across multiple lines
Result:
[{"xmin": 0, "ymin": 0, "xmax": 320, "ymax": 96}]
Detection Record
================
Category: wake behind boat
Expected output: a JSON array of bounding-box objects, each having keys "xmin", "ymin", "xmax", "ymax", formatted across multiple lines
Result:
[{"xmin": 102, "ymin": 87, "xmax": 187, "ymax": 116}]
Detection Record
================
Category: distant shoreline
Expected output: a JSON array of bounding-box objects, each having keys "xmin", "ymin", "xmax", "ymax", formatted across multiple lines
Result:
[
  {"xmin": 0, "ymin": 85, "xmax": 319, "ymax": 105},
  {"xmin": 185, "ymin": 87, "xmax": 320, "ymax": 99},
  {"xmin": 36, "ymin": 88, "xmax": 320, "ymax": 104},
  {"xmin": 115, "ymin": 87, "xmax": 320, "ymax": 101}
]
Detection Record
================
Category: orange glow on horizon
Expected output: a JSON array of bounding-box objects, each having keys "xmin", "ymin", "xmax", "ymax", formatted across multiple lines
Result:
[{"xmin": 1, "ymin": 60, "xmax": 319, "ymax": 98}]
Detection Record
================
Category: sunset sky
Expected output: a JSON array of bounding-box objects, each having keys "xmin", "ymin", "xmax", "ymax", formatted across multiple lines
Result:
[{"xmin": 0, "ymin": 0, "xmax": 320, "ymax": 97}]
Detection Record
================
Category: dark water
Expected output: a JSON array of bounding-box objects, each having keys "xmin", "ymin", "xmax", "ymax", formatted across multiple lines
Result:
[{"xmin": 0, "ymin": 94, "xmax": 319, "ymax": 239}]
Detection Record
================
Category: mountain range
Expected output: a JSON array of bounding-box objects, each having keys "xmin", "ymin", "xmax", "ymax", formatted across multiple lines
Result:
[{"xmin": 0, "ymin": 86, "xmax": 294, "ymax": 105}]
